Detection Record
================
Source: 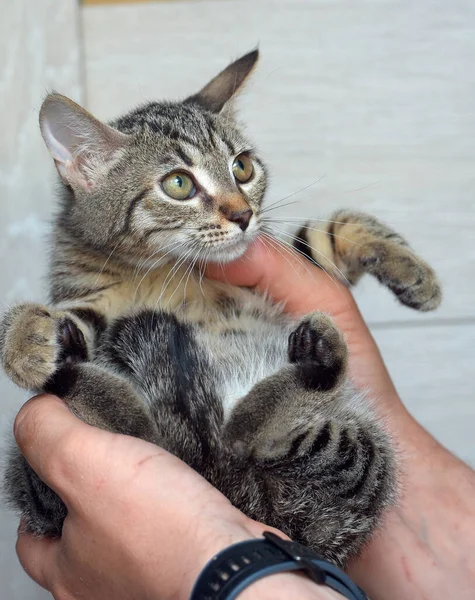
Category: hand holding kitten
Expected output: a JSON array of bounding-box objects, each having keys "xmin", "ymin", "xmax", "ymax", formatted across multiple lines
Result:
[{"xmin": 14, "ymin": 242, "xmax": 475, "ymax": 600}]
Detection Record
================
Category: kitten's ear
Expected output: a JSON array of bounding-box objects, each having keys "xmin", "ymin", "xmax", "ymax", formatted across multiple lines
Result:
[
  {"xmin": 185, "ymin": 49, "xmax": 259, "ymax": 114},
  {"xmin": 39, "ymin": 93, "xmax": 130, "ymax": 191}
]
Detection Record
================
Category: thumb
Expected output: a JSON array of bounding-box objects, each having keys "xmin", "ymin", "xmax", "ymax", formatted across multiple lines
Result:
[
  {"xmin": 16, "ymin": 527, "xmax": 58, "ymax": 591},
  {"xmin": 205, "ymin": 236, "xmax": 356, "ymax": 317},
  {"xmin": 206, "ymin": 236, "xmax": 397, "ymax": 403}
]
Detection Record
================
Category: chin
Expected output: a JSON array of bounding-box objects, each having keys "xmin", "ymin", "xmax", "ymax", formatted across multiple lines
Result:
[{"xmin": 199, "ymin": 237, "xmax": 255, "ymax": 264}]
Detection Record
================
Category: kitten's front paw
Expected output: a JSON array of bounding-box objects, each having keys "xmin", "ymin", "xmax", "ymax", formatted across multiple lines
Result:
[
  {"xmin": 0, "ymin": 304, "xmax": 87, "ymax": 390},
  {"xmin": 288, "ymin": 313, "xmax": 347, "ymax": 390},
  {"xmin": 359, "ymin": 242, "xmax": 442, "ymax": 311}
]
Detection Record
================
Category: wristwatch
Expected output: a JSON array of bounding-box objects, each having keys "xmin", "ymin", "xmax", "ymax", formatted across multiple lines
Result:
[{"xmin": 190, "ymin": 531, "xmax": 367, "ymax": 600}]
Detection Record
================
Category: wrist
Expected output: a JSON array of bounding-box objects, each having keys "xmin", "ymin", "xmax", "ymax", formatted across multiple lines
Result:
[
  {"xmin": 187, "ymin": 521, "xmax": 345, "ymax": 600},
  {"xmin": 239, "ymin": 572, "xmax": 342, "ymax": 600},
  {"xmin": 174, "ymin": 513, "xmax": 267, "ymax": 600}
]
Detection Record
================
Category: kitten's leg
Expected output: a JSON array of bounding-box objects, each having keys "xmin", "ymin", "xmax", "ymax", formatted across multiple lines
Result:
[
  {"xmin": 5, "ymin": 362, "xmax": 159, "ymax": 537},
  {"xmin": 0, "ymin": 303, "xmax": 105, "ymax": 390},
  {"xmin": 294, "ymin": 210, "xmax": 441, "ymax": 311},
  {"xmin": 223, "ymin": 313, "xmax": 348, "ymax": 462},
  {"xmin": 222, "ymin": 313, "xmax": 395, "ymax": 565}
]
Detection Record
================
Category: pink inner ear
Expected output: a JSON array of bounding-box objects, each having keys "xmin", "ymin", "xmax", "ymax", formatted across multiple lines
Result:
[
  {"xmin": 53, "ymin": 155, "xmax": 92, "ymax": 192},
  {"xmin": 40, "ymin": 94, "xmax": 131, "ymax": 192},
  {"xmin": 41, "ymin": 118, "xmax": 75, "ymax": 165},
  {"xmin": 64, "ymin": 159, "xmax": 92, "ymax": 192}
]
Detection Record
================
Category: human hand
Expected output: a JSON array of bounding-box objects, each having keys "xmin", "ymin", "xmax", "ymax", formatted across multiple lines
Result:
[
  {"xmin": 14, "ymin": 238, "xmax": 475, "ymax": 600},
  {"xmin": 207, "ymin": 237, "xmax": 475, "ymax": 600},
  {"xmin": 14, "ymin": 394, "xmax": 340, "ymax": 600},
  {"xmin": 207, "ymin": 237, "xmax": 400, "ymax": 417},
  {"xmin": 13, "ymin": 394, "xmax": 261, "ymax": 599}
]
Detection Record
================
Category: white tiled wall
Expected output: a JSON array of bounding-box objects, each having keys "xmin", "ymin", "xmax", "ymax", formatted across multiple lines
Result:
[
  {"xmin": 1, "ymin": 0, "xmax": 474, "ymax": 595},
  {"xmin": 0, "ymin": 1, "xmax": 82, "ymax": 597}
]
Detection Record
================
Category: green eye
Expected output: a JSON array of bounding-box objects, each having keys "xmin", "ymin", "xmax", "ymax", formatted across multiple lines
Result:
[
  {"xmin": 161, "ymin": 172, "xmax": 196, "ymax": 200},
  {"xmin": 232, "ymin": 153, "xmax": 253, "ymax": 183}
]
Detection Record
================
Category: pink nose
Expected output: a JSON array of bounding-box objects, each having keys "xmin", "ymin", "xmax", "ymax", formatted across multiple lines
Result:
[{"xmin": 226, "ymin": 208, "xmax": 253, "ymax": 231}]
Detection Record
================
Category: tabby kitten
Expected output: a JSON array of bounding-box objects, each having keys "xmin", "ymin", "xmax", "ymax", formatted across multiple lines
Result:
[{"xmin": 1, "ymin": 50, "xmax": 441, "ymax": 567}]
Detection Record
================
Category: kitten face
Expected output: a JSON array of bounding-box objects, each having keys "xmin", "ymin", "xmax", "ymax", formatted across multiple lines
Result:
[
  {"xmin": 40, "ymin": 50, "xmax": 267, "ymax": 267},
  {"xmin": 111, "ymin": 102, "xmax": 267, "ymax": 265}
]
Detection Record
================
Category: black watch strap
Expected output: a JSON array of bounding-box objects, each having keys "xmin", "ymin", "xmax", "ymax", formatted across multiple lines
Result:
[{"xmin": 190, "ymin": 531, "xmax": 367, "ymax": 600}]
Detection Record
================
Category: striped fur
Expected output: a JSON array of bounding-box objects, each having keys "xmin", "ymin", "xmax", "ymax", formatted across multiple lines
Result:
[{"xmin": 1, "ymin": 50, "xmax": 441, "ymax": 566}]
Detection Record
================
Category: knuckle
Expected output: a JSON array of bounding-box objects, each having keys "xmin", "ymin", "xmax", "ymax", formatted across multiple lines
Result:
[
  {"xmin": 53, "ymin": 428, "xmax": 110, "ymax": 494},
  {"xmin": 51, "ymin": 582, "xmax": 74, "ymax": 600},
  {"xmin": 50, "ymin": 429, "xmax": 85, "ymax": 481},
  {"xmin": 38, "ymin": 435, "xmax": 81, "ymax": 495},
  {"xmin": 14, "ymin": 399, "xmax": 49, "ymax": 448},
  {"xmin": 13, "ymin": 397, "xmax": 82, "ymax": 491},
  {"xmin": 60, "ymin": 428, "xmax": 85, "ymax": 464}
]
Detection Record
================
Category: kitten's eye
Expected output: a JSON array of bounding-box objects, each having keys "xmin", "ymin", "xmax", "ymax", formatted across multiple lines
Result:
[
  {"xmin": 161, "ymin": 172, "xmax": 196, "ymax": 200},
  {"xmin": 232, "ymin": 153, "xmax": 253, "ymax": 183}
]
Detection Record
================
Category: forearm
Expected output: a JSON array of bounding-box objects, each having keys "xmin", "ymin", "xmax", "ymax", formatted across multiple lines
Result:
[{"xmin": 348, "ymin": 415, "xmax": 475, "ymax": 600}]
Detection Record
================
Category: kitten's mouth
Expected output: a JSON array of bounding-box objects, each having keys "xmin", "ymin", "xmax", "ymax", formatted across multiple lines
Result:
[{"xmin": 197, "ymin": 231, "xmax": 258, "ymax": 264}]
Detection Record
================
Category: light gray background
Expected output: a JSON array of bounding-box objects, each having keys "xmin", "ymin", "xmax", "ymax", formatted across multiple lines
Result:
[{"xmin": 1, "ymin": 0, "xmax": 474, "ymax": 596}]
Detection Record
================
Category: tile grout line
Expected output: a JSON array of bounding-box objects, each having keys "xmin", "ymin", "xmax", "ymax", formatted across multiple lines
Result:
[
  {"xmin": 77, "ymin": 2, "xmax": 88, "ymax": 107},
  {"xmin": 368, "ymin": 316, "xmax": 475, "ymax": 331}
]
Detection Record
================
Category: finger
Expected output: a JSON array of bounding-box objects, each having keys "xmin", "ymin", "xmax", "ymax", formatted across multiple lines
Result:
[
  {"xmin": 14, "ymin": 394, "xmax": 98, "ymax": 499},
  {"xmin": 16, "ymin": 528, "xmax": 59, "ymax": 591},
  {"xmin": 206, "ymin": 236, "xmax": 357, "ymax": 318}
]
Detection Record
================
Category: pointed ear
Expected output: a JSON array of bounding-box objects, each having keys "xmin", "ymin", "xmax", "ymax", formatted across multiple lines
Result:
[
  {"xmin": 185, "ymin": 49, "xmax": 259, "ymax": 114},
  {"xmin": 39, "ymin": 93, "xmax": 130, "ymax": 191}
]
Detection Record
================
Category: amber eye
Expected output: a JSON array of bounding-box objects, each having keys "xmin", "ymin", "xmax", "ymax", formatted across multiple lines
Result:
[
  {"xmin": 161, "ymin": 172, "xmax": 196, "ymax": 200},
  {"xmin": 232, "ymin": 153, "xmax": 253, "ymax": 183}
]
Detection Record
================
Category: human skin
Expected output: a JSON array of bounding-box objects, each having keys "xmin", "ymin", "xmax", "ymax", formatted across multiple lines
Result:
[{"xmin": 13, "ymin": 238, "xmax": 475, "ymax": 599}]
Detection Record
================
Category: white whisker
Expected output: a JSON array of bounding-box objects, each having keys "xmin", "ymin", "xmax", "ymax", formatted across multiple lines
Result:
[
  {"xmin": 132, "ymin": 240, "xmax": 187, "ymax": 303},
  {"xmin": 261, "ymin": 174, "xmax": 327, "ymax": 214},
  {"xmin": 165, "ymin": 244, "xmax": 201, "ymax": 309},
  {"xmin": 155, "ymin": 243, "xmax": 199, "ymax": 310},
  {"xmin": 266, "ymin": 225, "xmax": 352, "ymax": 288},
  {"xmin": 260, "ymin": 231, "xmax": 305, "ymax": 280},
  {"xmin": 262, "ymin": 219, "xmax": 363, "ymax": 248},
  {"xmin": 93, "ymin": 239, "xmax": 122, "ymax": 286},
  {"xmin": 261, "ymin": 227, "xmax": 349, "ymax": 293}
]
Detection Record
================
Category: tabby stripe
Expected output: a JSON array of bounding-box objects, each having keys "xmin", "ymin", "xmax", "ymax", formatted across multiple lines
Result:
[
  {"xmin": 294, "ymin": 226, "xmax": 317, "ymax": 265},
  {"xmin": 174, "ymin": 147, "xmax": 193, "ymax": 167},
  {"xmin": 339, "ymin": 437, "xmax": 375, "ymax": 498},
  {"xmin": 308, "ymin": 422, "xmax": 332, "ymax": 455},
  {"xmin": 202, "ymin": 115, "xmax": 217, "ymax": 149},
  {"xmin": 288, "ymin": 432, "xmax": 308, "ymax": 458},
  {"xmin": 328, "ymin": 220, "xmax": 337, "ymax": 258},
  {"xmin": 142, "ymin": 225, "xmax": 183, "ymax": 240},
  {"xmin": 333, "ymin": 430, "xmax": 358, "ymax": 472},
  {"xmin": 161, "ymin": 122, "xmax": 172, "ymax": 136},
  {"xmin": 69, "ymin": 308, "xmax": 107, "ymax": 338},
  {"xmin": 169, "ymin": 131, "xmax": 198, "ymax": 147},
  {"xmin": 55, "ymin": 262, "xmax": 119, "ymax": 277},
  {"xmin": 54, "ymin": 282, "xmax": 120, "ymax": 302},
  {"xmin": 120, "ymin": 189, "xmax": 150, "ymax": 235},
  {"xmin": 223, "ymin": 138, "xmax": 236, "ymax": 155}
]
